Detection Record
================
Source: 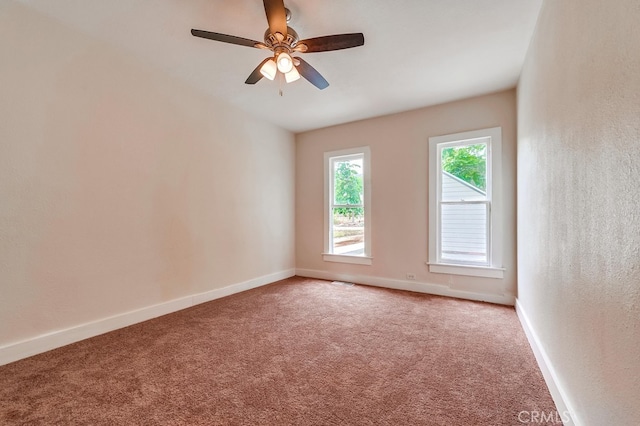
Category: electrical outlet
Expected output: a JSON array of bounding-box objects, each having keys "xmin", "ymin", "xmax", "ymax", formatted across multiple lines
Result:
[{"xmin": 406, "ymin": 273, "xmax": 416, "ymax": 280}]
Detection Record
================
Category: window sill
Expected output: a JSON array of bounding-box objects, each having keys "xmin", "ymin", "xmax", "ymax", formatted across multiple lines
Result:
[
  {"xmin": 426, "ymin": 262, "xmax": 504, "ymax": 279},
  {"xmin": 323, "ymin": 253, "xmax": 373, "ymax": 265}
]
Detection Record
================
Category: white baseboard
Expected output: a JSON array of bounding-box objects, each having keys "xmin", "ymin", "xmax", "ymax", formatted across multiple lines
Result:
[
  {"xmin": 516, "ymin": 299, "xmax": 580, "ymax": 426},
  {"xmin": 191, "ymin": 269, "xmax": 294, "ymax": 305},
  {"xmin": 0, "ymin": 269, "xmax": 295, "ymax": 367},
  {"xmin": 295, "ymin": 268, "xmax": 515, "ymax": 305}
]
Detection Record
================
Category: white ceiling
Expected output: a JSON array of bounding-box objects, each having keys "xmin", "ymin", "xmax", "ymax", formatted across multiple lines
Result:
[{"xmin": 19, "ymin": 0, "xmax": 543, "ymax": 133}]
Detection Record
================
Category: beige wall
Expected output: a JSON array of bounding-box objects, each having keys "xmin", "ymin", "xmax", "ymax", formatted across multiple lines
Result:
[
  {"xmin": 517, "ymin": 0, "xmax": 640, "ymax": 423},
  {"xmin": 296, "ymin": 90, "xmax": 517, "ymax": 303},
  {"xmin": 0, "ymin": 4, "xmax": 295, "ymax": 349}
]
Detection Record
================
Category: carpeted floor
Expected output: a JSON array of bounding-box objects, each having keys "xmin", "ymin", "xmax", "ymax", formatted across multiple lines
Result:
[{"xmin": 0, "ymin": 277, "xmax": 557, "ymax": 425}]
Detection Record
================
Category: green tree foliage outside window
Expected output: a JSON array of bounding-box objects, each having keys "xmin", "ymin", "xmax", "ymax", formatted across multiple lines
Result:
[
  {"xmin": 334, "ymin": 161, "xmax": 363, "ymax": 219},
  {"xmin": 442, "ymin": 144, "xmax": 487, "ymax": 190}
]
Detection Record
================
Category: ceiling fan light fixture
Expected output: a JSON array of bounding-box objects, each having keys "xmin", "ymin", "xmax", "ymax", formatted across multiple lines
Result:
[
  {"xmin": 260, "ymin": 59, "xmax": 277, "ymax": 80},
  {"xmin": 276, "ymin": 52, "xmax": 294, "ymax": 73},
  {"xmin": 285, "ymin": 66, "xmax": 300, "ymax": 83},
  {"xmin": 191, "ymin": 2, "xmax": 365, "ymax": 91}
]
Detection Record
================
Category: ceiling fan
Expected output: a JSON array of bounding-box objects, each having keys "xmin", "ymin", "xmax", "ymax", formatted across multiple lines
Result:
[{"xmin": 191, "ymin": 0, "xmax": 365, "ymax": 90}]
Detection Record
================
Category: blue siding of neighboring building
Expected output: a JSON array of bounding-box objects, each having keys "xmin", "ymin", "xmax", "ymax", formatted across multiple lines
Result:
[{"xmin": 441, "ymin": 172, "xmax": 487, "ymax": 263}]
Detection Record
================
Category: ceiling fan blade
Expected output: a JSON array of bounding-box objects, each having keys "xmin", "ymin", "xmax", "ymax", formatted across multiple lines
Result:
[
  {"xmin": 263, "ymin": 0, "xmax": 288, "ymax": 37},
  {"xmin": 191, "ymin": 29, "xmax": 262, "ymax": 48},
  {"xmin": 245, "ymin": 58, "xmax": 272, "ymax": 84},
  {"xmin": 296, "ymin": 33, "xmax": 365, "ymax": 53},
  {"xmin": 295, "ymin": 58, "xmax": 329, "ymax": 90}
]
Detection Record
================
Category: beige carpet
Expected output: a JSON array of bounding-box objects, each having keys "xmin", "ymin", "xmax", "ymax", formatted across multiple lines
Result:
[{"xmin": 0, "ymin": 277, "xmax": 557, "ymax": 425}]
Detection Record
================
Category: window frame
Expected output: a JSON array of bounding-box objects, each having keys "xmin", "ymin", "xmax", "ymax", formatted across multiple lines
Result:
[
  {"xmin": 428, "ymin": 127, "xmax": 504, "ymax": 279},
  {"xmin": 323, "ymin": 146, "xmax": 372, "ymax": 265}
]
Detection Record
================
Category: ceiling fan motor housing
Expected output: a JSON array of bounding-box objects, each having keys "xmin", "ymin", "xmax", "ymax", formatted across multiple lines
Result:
[{"xmin": 264, "ymin": 27, "xmax": 301, "ymax": 55}]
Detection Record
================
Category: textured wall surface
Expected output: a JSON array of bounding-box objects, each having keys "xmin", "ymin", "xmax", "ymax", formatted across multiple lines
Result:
[
  {"xmin": 296, "ymin": 91, "xmax": 517, "ymax": 301},
  {"xmin": 517, "ymin": 0, "xmax": 640, "ymax": 423},
  {"xmin": 0, "ymin": 4, "xmax": 295, "ymax": 347}
]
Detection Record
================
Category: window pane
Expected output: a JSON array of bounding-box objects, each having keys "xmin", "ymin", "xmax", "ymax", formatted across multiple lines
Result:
[
  {"xmin": 440, "ymin": 203, "xmax": 487, "ymax": 264},
  {"xmin": 332, "ymin": 207, "xmax": 364, "ymax": 255},
  {"xmin": 441, "ymin": 142, "xmax": 487, "ymax": 202},
  {"xmin": 333, "ymin": 158, "xmax": 363, "ymax": 205}
]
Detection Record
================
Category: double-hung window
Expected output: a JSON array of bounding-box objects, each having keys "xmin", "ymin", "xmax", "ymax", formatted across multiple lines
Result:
[
  {"xmin": 323, "ymin": 147, "xmax": 372, "ymax": 265},
  {"xmin": 428, "ymin": 127, "xmax": 504, "ymax": 278}
]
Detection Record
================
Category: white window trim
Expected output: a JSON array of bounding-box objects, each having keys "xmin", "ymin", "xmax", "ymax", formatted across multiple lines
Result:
[
  {"xmin": 428, "ymin": 127, "xmax": 504, "ymax": 279},
  {"xmin": 323, "ymin": 146, "xmax": 372, "ymax": 265}
]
